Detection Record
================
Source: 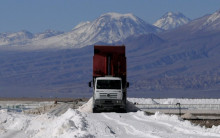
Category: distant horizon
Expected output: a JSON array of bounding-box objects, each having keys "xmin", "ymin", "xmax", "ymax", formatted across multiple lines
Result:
[{"xmin": 0, "ymin": 0, "xmax": 220, "ymax": 33}]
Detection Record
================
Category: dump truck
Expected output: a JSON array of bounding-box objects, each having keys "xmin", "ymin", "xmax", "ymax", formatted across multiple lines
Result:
[{"xmin": 89, "ymin": 45, "xmax": 129, "ymax": 112}]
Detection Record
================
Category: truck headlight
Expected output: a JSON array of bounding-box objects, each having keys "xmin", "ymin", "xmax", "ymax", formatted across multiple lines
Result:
[{"xmin": 116, "ymin": 100, "xmax": 121, "ymax": 104}]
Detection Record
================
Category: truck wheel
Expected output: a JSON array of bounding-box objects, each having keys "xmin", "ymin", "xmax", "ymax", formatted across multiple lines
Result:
[
  {"xmin": 93, "ymin": 108, "xmax": 98, "ymax": 113},
  {"xmin": 119, "ymin": 108, "xmax": 127, "ymax": 113},
  {"xmin": 116, "ymin": 108, "xmax": 126, "ymax": 113}
]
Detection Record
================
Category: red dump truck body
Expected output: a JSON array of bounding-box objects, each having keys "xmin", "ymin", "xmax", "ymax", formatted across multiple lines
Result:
[{"xmin": 93, "ymin": 45, "xmax": 127, "ymax": 88}]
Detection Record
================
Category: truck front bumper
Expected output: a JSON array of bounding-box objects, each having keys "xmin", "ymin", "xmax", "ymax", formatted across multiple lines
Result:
[{"xmin": 93, "ymin": 99, "xmax": 126, "ymax": 111}]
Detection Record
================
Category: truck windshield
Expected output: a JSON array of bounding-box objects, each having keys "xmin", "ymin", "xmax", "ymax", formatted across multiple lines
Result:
[{"xmin": 96, "ymin": 80, "xmax": 121, "ymax": 89}]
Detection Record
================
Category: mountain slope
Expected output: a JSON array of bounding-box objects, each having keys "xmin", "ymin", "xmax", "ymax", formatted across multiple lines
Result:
[
  {"xmin": 154, "ymin": 12, "xmax": 191, "ymax": 30},
  {"xmin": 128, "ymin": 10, "xmax": 220, "ymax": 96},
  {"xmin": 0, "ymin": 30, "xmax": 34, "ymax": 46},
  {"xmin": 198, "ymin": 10, "xmax": 220, "ymax": 31},
  {"xmin": 34, "ymin": 30, "xmax": 64, "ymax": 40},
  {"xmin": 0, "ymin": 30, "xmax": 64, "ymax": 47},
  {"xmin": 160, "ymin": 10, "xmax": 220, "ymax": 40},
  {"xmin": 1, "ymin": 10, "xmax": 220, "ymax": 98}
]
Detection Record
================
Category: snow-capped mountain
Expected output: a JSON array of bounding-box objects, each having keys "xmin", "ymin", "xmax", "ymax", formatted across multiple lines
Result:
[
  {"xmin": 154, "ymin": 12, "xmax": 191, "ymax": 30},
  {"xmin": 199, "ymin": 10, "xmax": 220, "ymax": 31},
  {"xmin": 0, "ymin": 30, "xmax": 64, "ymax": 47},
  {"xmin": 30, "ymin": 12, "xmax": 161, "ymax": 49},
  {"xmin": 160, "ymin": 9, "xmax": 220, "ymax": 38},
  {"xmin": 0, "ymin": 30, "xmax": 34, "ymax": 46},
  {"xmin": 1, "ymin": 10, "xmax": 220, "ymax": 98},
  {"xmin": 34, "ymin": 30, "xmax": 64, "ymax": 40}
]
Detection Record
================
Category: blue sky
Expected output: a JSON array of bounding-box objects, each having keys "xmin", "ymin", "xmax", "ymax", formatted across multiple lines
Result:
[{"xmin": 0, "ymin": 0, "xmax": 220, "ymax": 33}]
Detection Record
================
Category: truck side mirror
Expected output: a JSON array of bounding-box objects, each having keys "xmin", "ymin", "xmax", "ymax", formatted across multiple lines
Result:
[
  {"xmin": 126, "ymin": 82, "xmax": 129, "ymax": 88},
  {"xmin": 88, "ymin": 81, "xmax": 92, "ymax": 88}
]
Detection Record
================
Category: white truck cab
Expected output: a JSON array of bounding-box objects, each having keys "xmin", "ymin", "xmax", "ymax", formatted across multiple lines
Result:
[{"xmin": 92, "ymin": 77, "xmax": 125, "ymax": 112}]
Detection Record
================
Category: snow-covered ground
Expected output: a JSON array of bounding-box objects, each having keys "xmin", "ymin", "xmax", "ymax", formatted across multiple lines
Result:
[
  {"xmin": 127, "ymin": 98, "xmax": 220, "ymax": 105},
  {"xmin": 0, "ymin": 101, "xmax": 54, "ymax": 112},
  {"xmin": 1, "ymin": 98, "xmax": 220, "ymax": 138}
]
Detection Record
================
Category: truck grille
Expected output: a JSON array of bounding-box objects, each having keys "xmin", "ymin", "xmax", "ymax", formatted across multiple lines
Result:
[{"xmin": 100, "ymin": 93, "xmax": 117, "ymax": 99}]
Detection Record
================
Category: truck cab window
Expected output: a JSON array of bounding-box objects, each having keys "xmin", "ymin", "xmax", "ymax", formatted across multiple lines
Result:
[{"xmin": 97, "ymin": 80, "xmax": 121, "ymax": 89}]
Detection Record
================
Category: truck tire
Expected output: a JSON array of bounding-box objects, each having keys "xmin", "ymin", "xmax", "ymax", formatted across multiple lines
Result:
[
  {"xmin": 93, "ymin": 108, "xmax": 98, "ymax": 113},
  {"xmin": 119, "ymin": 108, "xmax": 127, "ymax": 113}
]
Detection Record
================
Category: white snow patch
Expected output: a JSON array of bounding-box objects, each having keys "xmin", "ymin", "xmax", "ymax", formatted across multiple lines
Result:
[
  {"xmin": 182, "ymin": 112, "xmax": 198, "ymax": 119},
  {"xmin": 73, "ymin": 21, "xmax": 91, "ymax": 30},
  {"xmin": 1, "ymin": 98, "xmax": 220, "ymax": 137},
  {"xmin": 77, "ymin": 97, "xmax": 93, "ymax": 113},
  {"xmin": 0, "ymin": 109, "xmax": 92, "ymax": 138},
  {"xmin": 101, "ymin": 12, "xmax": 138, "ymax": 22},
  {"xmin": 154, "ymin": 12, "xmax": 190, "ymax": 30},
  {"xmin": 206, "ymin": 10, "xmax": 220, "ymax": 24}
]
